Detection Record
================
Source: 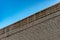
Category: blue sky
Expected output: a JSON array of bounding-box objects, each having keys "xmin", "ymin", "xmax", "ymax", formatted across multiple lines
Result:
[{"xmin": 0, "ymin": 0, "xmax": 60, "ymax": 29}]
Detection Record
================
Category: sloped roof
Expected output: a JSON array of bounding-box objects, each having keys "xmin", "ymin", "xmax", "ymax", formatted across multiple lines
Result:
[{"xmin": 0, "ymin": 2, "xmax": 60, "ymax": 35}]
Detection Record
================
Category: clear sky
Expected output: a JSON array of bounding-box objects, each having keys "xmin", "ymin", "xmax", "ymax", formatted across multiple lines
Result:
[{"xmin": 0, "ymin": 0, "xmax": 60, "ymax": 29}]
